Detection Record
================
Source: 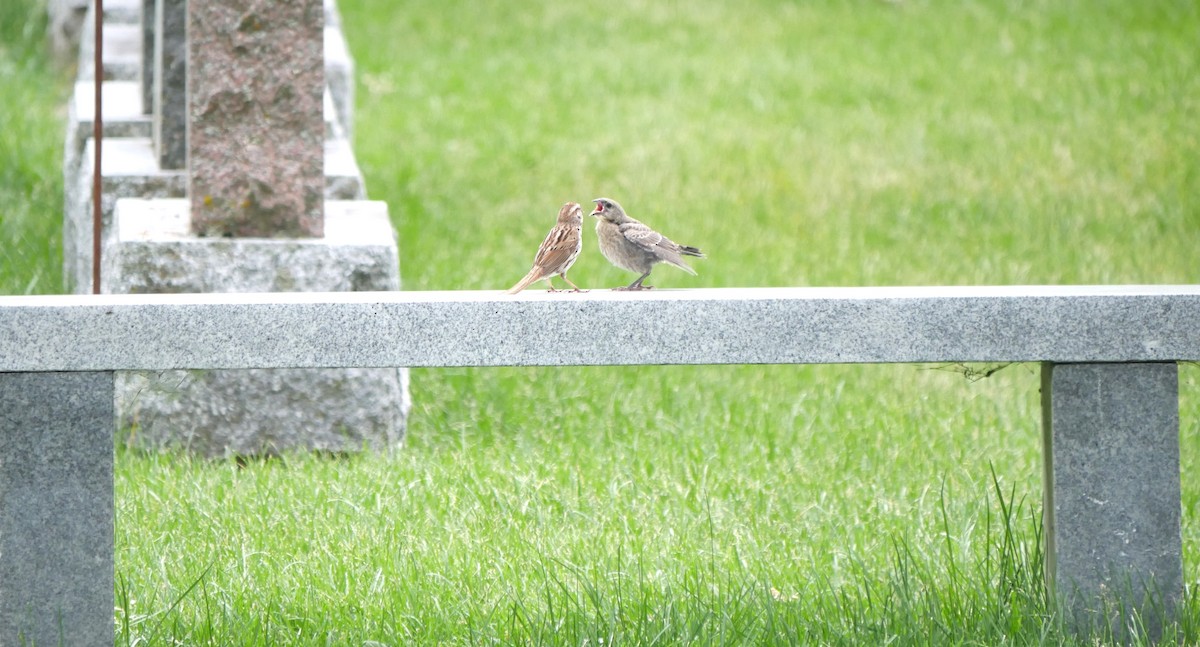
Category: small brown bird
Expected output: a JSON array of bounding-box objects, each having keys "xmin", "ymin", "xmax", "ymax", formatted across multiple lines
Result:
[
  {"xmin": 591, "ymin": 198, "xmax": 704, "ymax": 290},
  {"xmin": 507, "ymin": 202, "xmax": 585, "ymax": 294}
]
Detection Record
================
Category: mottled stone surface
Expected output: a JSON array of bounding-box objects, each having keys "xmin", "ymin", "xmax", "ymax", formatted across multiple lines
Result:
[
  {"xmin": 102, "ymin": 199, "xmax": 396, "ymax": 294},
  {"xmin": 3, "ymin": 287, "xmax": 1199, "ymax": 372},
  {"xmin": 0, "ymin": 371, "xmax": 114, "ymax": 646},
  {"xmin": 188, "ymin": 0, "xmax": 325, "ymax": 237},
  {"xmin": 153, "ymin": 0, "xmax": 187, "ymax": 169},
  {"xmin": 96, "ymin": 197, "xmax": 408, "ymax": 456},
  {"xmin": 64, "ymin": 136, "xmax": 366, "ymax": 293},
  {"xmin": 56, "ymin": 0, "xmax": 405, "ymax": 460},
  {"xmin": 117, "ymin": 367, "xmax": 408, "ymax": 457},
  {"xmin": 1042, "ymin": 362, "xmax": 1182, "ymax": 641}
]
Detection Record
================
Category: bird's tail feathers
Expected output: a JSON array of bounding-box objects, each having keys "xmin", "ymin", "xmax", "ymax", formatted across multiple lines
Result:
[
  {"xmin": 507, "ymin": 268, "xmax": 543, "ymax": 294},
  {"xmin": 664, "ymin": 258, "xmax": 698, "ymax": 276},
  {"xmin": 679, "ymin": 245, "xmax": 704, "ymax": 258}
]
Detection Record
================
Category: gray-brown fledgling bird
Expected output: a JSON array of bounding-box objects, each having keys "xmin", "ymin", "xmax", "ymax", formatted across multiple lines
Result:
[
  {"xmin": 591, "ymin": 198, "xmax": 704, "ymax": 290},
  {"xmin": 507, "ymin": 202, "xmax": 585, "ymax": 294}
]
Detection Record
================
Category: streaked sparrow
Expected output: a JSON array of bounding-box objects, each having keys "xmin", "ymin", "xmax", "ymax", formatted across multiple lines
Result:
[{"xmin": 507, "ymin": 202, "xmax": 585, "ymax": 294}]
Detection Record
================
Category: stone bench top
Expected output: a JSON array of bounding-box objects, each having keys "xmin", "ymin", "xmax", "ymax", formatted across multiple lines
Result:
[{"xmin": 2, "ymin": 285, "xmax": 1197, "ymax": 371}]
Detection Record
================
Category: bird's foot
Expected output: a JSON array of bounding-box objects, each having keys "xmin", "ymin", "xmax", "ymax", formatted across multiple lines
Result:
[{"xmin": 612, "ymin": 285, "xmax": 654, "ymax": 291}]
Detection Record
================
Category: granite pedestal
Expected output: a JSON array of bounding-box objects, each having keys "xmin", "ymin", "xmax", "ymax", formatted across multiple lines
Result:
[
  {"xmin": 0, "ymin": 372, "xmax": 113, "ymax": 646},
  {"xmin": 104, "ymin": 198, "xmax": 409, "ymax": 457},
  {"xmin": 1042, "ymin": 362, "xmax": 1182, "ymax": 641}
]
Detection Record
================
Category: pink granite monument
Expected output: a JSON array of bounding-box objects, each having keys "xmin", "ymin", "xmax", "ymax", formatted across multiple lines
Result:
[{"xmin": 187, "ymin": 0, "xmax": 325, "ymax": 237}]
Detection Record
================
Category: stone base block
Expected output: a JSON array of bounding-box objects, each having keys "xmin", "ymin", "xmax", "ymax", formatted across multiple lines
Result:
[
  {"xmin": 104, "ymin": 198, "xmax": 409, "ymax": 456},
  {"xmin": 103, "ymin": 198, "xmax": 396, "ymax": 292},
  {"xmin": 117, "ymin": 367, "xmax": 407, "ymax": 457},
  {"xmin": 0, "ymin": 371, "xmax": 114, "ymax": 645},
  {"xmin": 65, "ymin": 136, "xmax": 367, "ymax": 293},
  {"xmin": 1042, "ymin": 362, "xmax": 1181, "ymax": 641}
]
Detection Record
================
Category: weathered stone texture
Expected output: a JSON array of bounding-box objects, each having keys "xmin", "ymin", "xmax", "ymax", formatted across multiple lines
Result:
[
  {"xmin": 0, "ymin": 372, "xmax": 114, "ymax": 646},
  {"xmin": 187, "ymin": 0, "xmax": 326, "ymax": 237},
  {"xmin": 1042, "ymin": 362, "xmax": 1182, "ymax": 641}
]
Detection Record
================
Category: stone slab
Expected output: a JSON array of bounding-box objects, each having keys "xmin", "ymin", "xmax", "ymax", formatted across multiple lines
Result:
[
  {"xmin": 48, "ymin": 0, "xmax": 89, "ymax": 62},
  {"xmin": 137, "ymin": 0, "xmax": 353, "ymax": 122},
  {"xmin": 64, "ymin": 136, "xmax": 367, "ymax": 293},
  {"xmin": 105, "ymin": 0, "xmax": 143, "ymax": 23},
  {"xmin": 99, "ymin": 198, "xmax": 406, "ymax": 456},
  {"xmin": 187, "ymin": 0, "xmax": 326, "ymax": 237},
  {"xmin": 1, "ymin": 286, "xmax": 1198, "ymax": 372},
  {"xmin": 103, "ymin": 198, "xmax": 398, "ymax": 293},
  {"xmin": 116, "ymin": 366, "xmax": 408, "ymax": 457},
  {"xmin": 1041, "ymin": 362, "xmax": 1182, "ymax": 640},
  {"xmin": 70, "ymin": 80, "xmax": 151, "ymax": 140},
  {"xmin": 0, "ymin": 371, "xmax": 114, "ymax": 646}
]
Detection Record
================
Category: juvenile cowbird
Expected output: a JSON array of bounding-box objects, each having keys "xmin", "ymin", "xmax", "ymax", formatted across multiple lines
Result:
[
  {"xmin": 591, "ymin": 198, "xmax": 704, "ymax": 290},
  {"xmin": 507, "ymin": 202, "xmax": 585, "ymax": 294}
]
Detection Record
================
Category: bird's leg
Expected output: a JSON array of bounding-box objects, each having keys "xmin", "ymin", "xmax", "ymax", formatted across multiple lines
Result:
[
  {"xmin": 614, "ymin": 272, "xmax": 653, "ymax": 291},
  {"xmin": 630, "ymin": 272, "xmax": 654, "ymax": 290},
  {"xmin": 561, "ymin": 274, "xmax": 587, "ymax": 293},
  {"xmin": 544, "ymin": 279, "xmax": 560, "ymax": 292}
]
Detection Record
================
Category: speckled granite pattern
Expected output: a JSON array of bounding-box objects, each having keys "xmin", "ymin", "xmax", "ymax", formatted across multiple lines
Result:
[
  {"xmin": 99, "ymin": 198, "xmax": 407, "ymax": 457},
  {"xmin": 0, "ymin": 372, "xmax": 113, "ymax": 646},
  {"xmin": 187, "ymin": 0, "xmax": 325, "ymax": 237},
  {"xmin": 63, "ymin": 137, "xmax": 367, "ymax": 293},
  {"xmin": 102, "ymin": 199, "xmax": 396, "ymax": 293},
  {"xmin": 1, "ymin": 286, "xmax": 1196, "ymax": 637},
  {"xmin": 1, "ymin": 286, "xmax": 1197, "ymax": 371},
  {"xmin": 1042, "ymin": 362, "xmax": 1181, "ymax": 641}
]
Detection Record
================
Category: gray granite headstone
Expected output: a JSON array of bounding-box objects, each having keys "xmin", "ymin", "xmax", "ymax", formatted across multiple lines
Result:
[
  {"xmin": 1042, "ymin": 362, "xmax": 1181, "ymax": 641},
  {"xmin": 0, "ymin": 372, "xmax": 114, "ymax": 646},
  {"xmin": 187, "ymin": 0, "xmax": 325, "ymax": 237},
  {"xmin": 59, "ymin": 0, "xmax": 408, "ymax": 459},
  {"xmin": 141, "ymin": 0, "xmax": 154, "ymax": 114},
  {"xmin": 152, "ymin": 0, "xmax": 186, "ymax": 168}
]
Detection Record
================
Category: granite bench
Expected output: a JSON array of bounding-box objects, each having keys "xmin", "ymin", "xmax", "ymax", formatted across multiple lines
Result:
[{"xmin": 1, "ymin": 285, "xmax": 1197, "ymax": 644}]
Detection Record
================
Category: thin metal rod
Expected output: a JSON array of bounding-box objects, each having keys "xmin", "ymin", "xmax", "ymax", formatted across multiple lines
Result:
[{"xmin": 92, "ymin": 0, "xmax": 104, "ymax": 294}]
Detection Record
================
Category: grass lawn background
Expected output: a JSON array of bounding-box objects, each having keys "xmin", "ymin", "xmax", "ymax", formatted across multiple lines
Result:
[{"xmin": 3, "ymin": 0, "xmax": 1199, "ymax": 644}]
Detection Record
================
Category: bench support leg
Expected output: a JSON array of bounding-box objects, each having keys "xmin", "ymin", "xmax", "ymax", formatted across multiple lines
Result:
[
  {"xmin": 1041, "ymin": 362, "xmax": 1181, "ymax": 641},
  {"xmin": 0, "ymin": 371, "xmax": 114, "ymax": 646}
]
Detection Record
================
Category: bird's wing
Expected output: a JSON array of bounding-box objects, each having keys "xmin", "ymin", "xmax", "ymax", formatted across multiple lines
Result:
[
  {"xmin": 618, "ymin": 222, "xmax": 666, "ymax": 251},
  {"xmin": 532, "ymin": 225, "xmax": 579, "ymax": 272},
  {"xmin": 620, "ymin": 222, "xmax": 697, "ymax": 274}
]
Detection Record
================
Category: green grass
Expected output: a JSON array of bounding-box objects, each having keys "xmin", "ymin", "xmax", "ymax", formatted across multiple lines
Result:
[
  {"xmin": 0, "ymin": 0, "xmax": 68, "ymax": 294},
  {"xmin": 3, "ymin": 0, "xmax": 1200, "ymax": 644}
]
